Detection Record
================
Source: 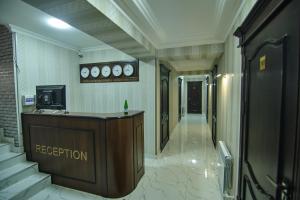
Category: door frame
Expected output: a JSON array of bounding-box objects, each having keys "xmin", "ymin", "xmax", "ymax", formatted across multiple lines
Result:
[
  {"xmin": 206, "ymin": 76, "xmax": 209, "ymax": 123},
  {"xmin": 178, "ymin": 77, "xmax": 183, "ymax": 122},
  {"xmin": 160, "ymin": 64, "xmax": 170, "ymax": 151},
  {"xmin": 211, "ymin": 65, "xmax": 218, "ymax": 147}
]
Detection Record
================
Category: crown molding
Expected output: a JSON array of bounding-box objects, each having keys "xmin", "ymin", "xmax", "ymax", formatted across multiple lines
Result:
[
  {"xmin": 178, "ymin": 70, "xmax": 211, "ymax": 76},
  {"xmin": 157, "ymin": 37, "xmax": 224, "ymax": 49},
  {"xmin": 214, "ymin": 0, "xmax": 227, "ymax": 37},
  {"xmin": 80, "ymin": 45, "xmax": 115, "ymax": 52},
  {"xmin": 9, "ymin": 24, "xmax": 79, "ymax": 52},
  {"xmin": 110, "ymin": 0, "xmax": 229, "ymax": 49},
  {"xmin": 223, "ymin": 0, "xmax": 248, "ymax": 42},
  {"xmin": 131, "ymin": 0, "xmax": 166, "ymax": 40},
  {"xmin": 110, "ymin": 0, "xmax": 159, "ymax": 48}
]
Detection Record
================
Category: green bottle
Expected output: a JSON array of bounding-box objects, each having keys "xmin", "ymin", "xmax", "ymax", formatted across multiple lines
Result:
[{"xmin": 124, "ymin": 99, "xmax": 128, "ymax": 114}]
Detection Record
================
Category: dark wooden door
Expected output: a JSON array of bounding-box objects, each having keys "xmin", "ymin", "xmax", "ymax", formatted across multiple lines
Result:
[
  {"xmin": 211, "ymin": 66, "xmax": 218, "ymax": 147},
  {"xmin": 187, "ymin": 81, "xmax": 202, "ymax": 113},
  {"xmin": 160, "ymin": 65, "xmax": 170, "ymax": 151},
  {"xmin": 206, "ymin": 76, "xmax": 209, "ymax": 123},
  {"xmin": 178, "ymin": 78, "xmax": 182, "ymax": 122},
  {"xmin": 235, "ymin": 1, "xmax": 300, "ymax": 199},
  {"xmin": 243, "ymin": 35, "xmax": 287, "ymax": 200}
]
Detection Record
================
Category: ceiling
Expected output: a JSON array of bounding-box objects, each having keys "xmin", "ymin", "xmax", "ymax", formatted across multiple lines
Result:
[
  {"xmin": 22, "ymin": 0, "xmax": 155, "ymax": 60},
  {"xmin": 0, "ymin": 0, "xmax": 110, "ymax": 50},
  {"xmin": 112, "ymin": 0, "xmax": 242, "ymax": 49},
  {"xmin": 0, "ymin": 0, "xmax": 243, "ymax": 72},
  {"xmin": 158, "ymin": 43, "xmax": 224, "ymax": 72}
]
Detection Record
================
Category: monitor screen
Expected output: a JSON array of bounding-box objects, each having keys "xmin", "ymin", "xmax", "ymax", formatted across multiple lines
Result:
[{"xmin": 36, "ymin": 85, "xmax": 66, "ymax": 110}]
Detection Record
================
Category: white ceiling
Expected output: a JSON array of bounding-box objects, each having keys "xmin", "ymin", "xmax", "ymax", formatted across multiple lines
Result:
[
  {"xmin": 0, "ymin": 0, "xmax": 241, "ymax": 72},
  {"xmin": 157, "ymin": 43, "xmax": 224, "ymax": 72},
  {"xmin": 112, "ymin": 0, "xmax": 242, "ymax": 49},
  {"xmin": 0, "ymin": 0, "xmax": 110, "ymax": 50}
]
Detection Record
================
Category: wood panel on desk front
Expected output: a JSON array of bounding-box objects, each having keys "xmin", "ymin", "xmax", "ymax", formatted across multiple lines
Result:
[
  {"xmin": 22, "ymin": 115, "xmax": 107, "ymax": 196},
  {"xmin": 106, "ymin": 118, "xmax": 134, "ymax": 197},
  {"xmin": 134, "ymin": 114, "xmax": 144, "ymax": 185},
  {"xmin": 21, "ymin": 111, "xmax": 145, "ymax": 198},
  {"xmin": 30, "ymin": 125, "xmax": 95, "ymax": 183}
]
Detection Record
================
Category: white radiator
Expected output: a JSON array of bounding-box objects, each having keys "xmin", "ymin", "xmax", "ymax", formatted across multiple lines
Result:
[{"xmin": 217, "ymin": 141, "xmax": 233, "ymax": 197}]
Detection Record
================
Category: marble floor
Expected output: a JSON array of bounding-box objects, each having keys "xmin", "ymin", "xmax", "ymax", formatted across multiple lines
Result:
[{"xmin": 29, "ymin": 114, "xmax": 222, "ymax": 200}]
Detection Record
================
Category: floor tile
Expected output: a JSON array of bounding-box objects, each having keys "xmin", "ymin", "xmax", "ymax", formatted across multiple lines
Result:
[{"xmin": 29, "ymin": 114, "xmax": 222, "ymax": 200}]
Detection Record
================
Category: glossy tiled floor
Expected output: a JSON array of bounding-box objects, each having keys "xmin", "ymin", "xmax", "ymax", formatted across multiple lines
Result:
[{"xmin": 29, "ymin": 114, "xmax": 222, "ymax": 200}]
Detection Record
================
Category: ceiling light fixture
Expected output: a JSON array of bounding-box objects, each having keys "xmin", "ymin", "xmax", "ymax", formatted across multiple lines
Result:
[
  {"xmin": 47, "ymin": 18, "xmax": 71, "ymax": 29},
  {"xmin": 216, "ymin": 74, "xmax": 222, "ymax": 78}
]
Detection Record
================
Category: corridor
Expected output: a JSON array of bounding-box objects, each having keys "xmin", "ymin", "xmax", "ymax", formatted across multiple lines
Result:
[{"xmin": 28, "ymin": 115, "xmax": 221, "ymax": 200}]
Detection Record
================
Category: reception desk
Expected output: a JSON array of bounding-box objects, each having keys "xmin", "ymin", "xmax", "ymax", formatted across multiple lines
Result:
[{"xmin": 21, "ymin": 110, "xmax": 144, "ymax": 198}]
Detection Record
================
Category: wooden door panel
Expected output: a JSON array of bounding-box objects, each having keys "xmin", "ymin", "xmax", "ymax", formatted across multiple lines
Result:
[
  {"xmin": 242, "ymin": 36, "xmax": 287, "ymax": 200},
  {"xmin": 244, "ymin": 176, "xmax": 256, "ymax": 200},
  {"xmin": 187, "ymin": 81, "xmax": 202, "ymax": 113},
  {"xmin": 212, "ymin": 66, "xmax": 218, "ymax": 147}
]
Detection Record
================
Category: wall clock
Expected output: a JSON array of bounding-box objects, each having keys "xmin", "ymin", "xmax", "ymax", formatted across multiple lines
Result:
[
  {"xmin": 123, "ymin": 64, "xmax": 134, "ymax": 77},
  {"xmin": 80, "ymin": 60, "xmax": 139, "ymax": 83},
  {"xmin": 101, "ymin": 65, "xmax": 111, "ymax": 78},
  {"xmin": 91, "ymin": 66, "xmax": 100, "ymax": 78},
  {"xmin": 112, "ymin": 65, "xmax": 122, "ymax": 77},
  {"xmin": 80, "ymin": 67, "xmax": 90, "ymax": 78}
]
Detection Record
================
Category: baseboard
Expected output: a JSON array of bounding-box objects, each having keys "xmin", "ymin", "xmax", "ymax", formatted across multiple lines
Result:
[{"xmin": 145, "ymin": 153, "xmax": 157, "ymax": 159}]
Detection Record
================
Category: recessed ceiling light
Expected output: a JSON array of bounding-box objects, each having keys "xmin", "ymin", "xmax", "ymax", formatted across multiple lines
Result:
[{"xmin": 47, "ymin": 18, "xmax": 71, "ymax": 29}]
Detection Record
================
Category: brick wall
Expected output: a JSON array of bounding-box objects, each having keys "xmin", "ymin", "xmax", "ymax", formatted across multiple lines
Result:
[{"xmin": 0, "ymin": 25, "xmax": 19, "ymax": 146}]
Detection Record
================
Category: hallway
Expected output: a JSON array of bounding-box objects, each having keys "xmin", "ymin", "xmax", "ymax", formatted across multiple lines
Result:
[{"xmin": 28, "ymin": 115, "xmax": 221, "ymax": 200}]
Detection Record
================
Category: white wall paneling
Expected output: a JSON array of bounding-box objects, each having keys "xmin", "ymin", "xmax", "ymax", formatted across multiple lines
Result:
[
  {"xmin": 208, "ymin": 0, "xmax": 257, "ymax": 197},
  {"xmin": 168, "ymin": 70, "xmax": 179, "ymax": 134},
  {"xmin": 16, "ymin": 33, "xmax": 156, "ymax": 156}
]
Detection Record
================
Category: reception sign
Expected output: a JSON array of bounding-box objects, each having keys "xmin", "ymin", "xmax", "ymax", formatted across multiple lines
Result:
[{"xmin": 29, "ymin": 125, "xmax": 95, "ymax": 183}]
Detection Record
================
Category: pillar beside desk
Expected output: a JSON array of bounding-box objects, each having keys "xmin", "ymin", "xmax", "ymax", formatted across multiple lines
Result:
[{"xmin": 21, "ymin": 110, "xmax": 144, "ymax": 198}]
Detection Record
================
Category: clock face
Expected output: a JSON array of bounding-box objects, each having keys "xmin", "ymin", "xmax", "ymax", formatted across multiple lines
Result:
[
  {"xmin": 80, "ymin": 67, "xmax": 90, "ymax": 78},
  {"xmin": 91, "ymin": 66, "xmax": 100, "ymax": 78},
  {"xmin": 112, "ymin": 65, "xmax": 122, "ymax": 77},
  {"xmin": 101, "ymin": 65, "xmax": 111, "ymax": 78},
  {"xmin": 123, "ymin": 64, "xmax": 134, "ymax": 77}
]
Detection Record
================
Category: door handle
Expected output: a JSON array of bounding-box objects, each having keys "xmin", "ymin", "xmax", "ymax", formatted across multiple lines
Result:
[
  {"xmin": 266, "ymin": 175, "xmax": 291, "ymax": 200},
  {"xmin": 280, "ymin": 179, "xmax": 290, "ymax": 200}
]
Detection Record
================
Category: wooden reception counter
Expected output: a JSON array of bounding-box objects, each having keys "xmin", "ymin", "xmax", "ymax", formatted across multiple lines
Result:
[{"xmin": 21, "ymin": 110, "xmax": 144, "ymax": 198}]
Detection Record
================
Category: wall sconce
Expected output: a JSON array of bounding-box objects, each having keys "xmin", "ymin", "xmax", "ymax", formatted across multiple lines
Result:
[
  {"xmin": 224, "ymin": 73, "xmax": 234, "ymax": 78},
  {"xmin": 216, "ymin": 74, "xmax": 222, "ymax": 78}
]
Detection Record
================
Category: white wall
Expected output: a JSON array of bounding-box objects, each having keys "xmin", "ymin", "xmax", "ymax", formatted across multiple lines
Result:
[
  {"xmin": 79, "ymin": 49, "xmax": 156, "ymax": 156},
  {"xmin": 213, "ymin": 0, "xmax": 257, "ymax": 197},
  {"xmin": 16, "ymin": 33, "xmax": 79, "ymax": 112},
  {"xmin": 207, "ymin": 74, "xmax": 213, "ymax": 131},
  {"xmin": 16, "ymin": 33, "xmax": 156, "ymax": 156},
  {"xmin": 169, "ymin": 70, "xmax": 179, "ymax": 134},
  {"xmin": 182, "ymin": 76, "xmax": 207, "ymax": 115}
]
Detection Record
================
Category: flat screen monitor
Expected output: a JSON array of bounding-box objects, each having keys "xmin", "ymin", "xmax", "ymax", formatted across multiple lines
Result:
[{"xmin": 36, "ymin": 85, "xmax": 66, "ymax": 110}]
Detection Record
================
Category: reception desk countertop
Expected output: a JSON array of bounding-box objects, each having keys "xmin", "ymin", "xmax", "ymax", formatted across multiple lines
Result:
[{"xmin": 23, "ymin": 110, "xmax": 144, "ymax": 119}]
